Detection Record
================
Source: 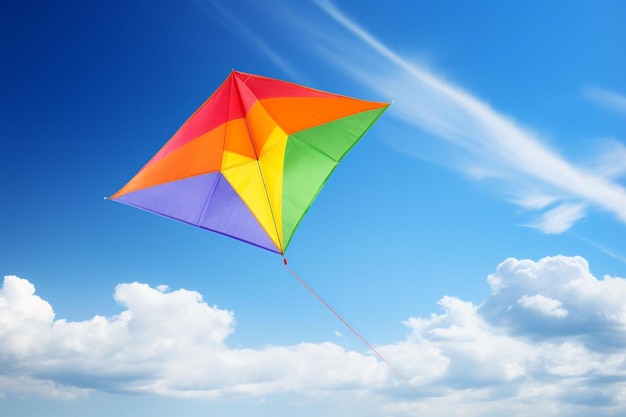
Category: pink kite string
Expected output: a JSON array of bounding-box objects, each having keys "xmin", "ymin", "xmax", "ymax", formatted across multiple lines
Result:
[{"xmin": 282, "ymin": 257, "xmax": 419, "ymax": 395}]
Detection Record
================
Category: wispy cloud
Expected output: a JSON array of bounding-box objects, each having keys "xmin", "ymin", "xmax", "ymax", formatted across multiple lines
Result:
[
  {"xmin": 526, "ymin": 202, "xmax": 587, "ymax": 234},
  {"xmin": 307, "ymin": 1, "xmax": 626, "ymax": 234},
  {"xmin": 573, "ymin": 234, "xmax": 626, "ymax": 264},
  {"xmin": 585, "ymin": 86, "xmax": 626, "ymax": 115},
  {"xmin": 586, "ymin": 138, "xmax": 626, "ymax": 181},
  {"xmin": 192, "ymin": 0, "xmax": 300, "ymax": 79}
]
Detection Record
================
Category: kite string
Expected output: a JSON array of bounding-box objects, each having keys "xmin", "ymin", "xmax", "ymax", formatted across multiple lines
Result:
[{"xmin": 282, "ymin": 257, "xmax": 419, "ymax": 395}]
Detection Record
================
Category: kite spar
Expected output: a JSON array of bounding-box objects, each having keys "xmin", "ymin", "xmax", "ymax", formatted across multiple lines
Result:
[{"xmin": 110, "ymin": 70, "xmax": 417, "ymax": 393}]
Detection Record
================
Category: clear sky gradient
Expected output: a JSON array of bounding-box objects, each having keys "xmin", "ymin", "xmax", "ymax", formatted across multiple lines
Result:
[{"xmin": 2, "ymin": 1, "xmax": 625, "ymax": 416}]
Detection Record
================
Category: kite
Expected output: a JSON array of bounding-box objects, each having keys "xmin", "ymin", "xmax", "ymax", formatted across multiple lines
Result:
[
  {"xmin": 109, "ymin": 70, "xmax": 417, "ymax": 392},
  {"xmin": 110, "ymin": 70, "xmax": 389, "ymax": 255}
]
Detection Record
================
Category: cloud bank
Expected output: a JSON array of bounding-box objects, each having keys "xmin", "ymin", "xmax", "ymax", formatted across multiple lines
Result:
[
  {"xmin": 2, "ymin": 255, "xmax": 626, "ymax": 416},
  {"xmin": 0, "ymin": 277, "xmax": 387, "ymax": 399}
]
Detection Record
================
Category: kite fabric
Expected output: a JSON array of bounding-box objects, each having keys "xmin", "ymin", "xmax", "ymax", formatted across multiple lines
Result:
[{"xmin": 110, "ymin": 70, "xmax": 389, "ymax": 254}]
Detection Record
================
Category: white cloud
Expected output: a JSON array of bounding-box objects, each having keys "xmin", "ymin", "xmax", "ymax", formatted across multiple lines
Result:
[
  {"xmin": 517, "ymin": 294, "xmax": 568, "ymax": 318},
  {"xmin": 0, "ymin": 275, "xmax": 54, "ymax": 353},
  {"xmin": 586, "ymin": 138, "xmax": 626, "ymax": 181},
  {"xmin": 481, "ymin": 256, "xmax": 626, "ymax": 350},
  {"xmin": 526, "ymin": 202, "xmax": 587, "ymax": 234},
  {"xmin": 0, "ymin": 276, "xmax": 388, "ymax": 400},
  {"xmin": 397, "ymin": 256, "xmax": 626, "ymax": 415},
  {"xmin": 2, "ymin": 256, "xmax": 626, "ymax": 415}
]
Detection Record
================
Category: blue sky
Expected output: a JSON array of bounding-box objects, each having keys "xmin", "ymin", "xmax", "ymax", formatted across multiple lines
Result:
[{"xmin": 2, "ymin": 0, "xmax": 625, "ymax": 416}]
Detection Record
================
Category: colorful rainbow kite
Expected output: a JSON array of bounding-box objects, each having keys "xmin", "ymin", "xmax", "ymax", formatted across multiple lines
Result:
[{"xmin": 111, "ymin": 70, "xmax": 389, "ymax": 254}]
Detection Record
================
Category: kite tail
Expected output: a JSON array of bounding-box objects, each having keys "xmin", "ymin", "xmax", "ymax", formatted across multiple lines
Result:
[{"xmin": 282, "ymin": 257, "xmax": 419, "ymax": 395}]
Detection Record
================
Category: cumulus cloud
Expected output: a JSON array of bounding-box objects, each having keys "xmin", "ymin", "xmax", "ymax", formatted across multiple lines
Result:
[
  {"xmin": 0, "ymin": 276, "xmax": 387, "ymax": 400},
  {"xmin": 395, "ymin": 256, "xmax": 626, "ymax": 416},
  {"xmin": 480, "ymin": 256, "xmax": 626, "ymax": 350},
  {"xmin": 2, "ymin": 255, "xmax": 626, "ymax": 415},
  {"xmin": 517, "ymin": 294, "xmax": 568, "ymax": 318}
]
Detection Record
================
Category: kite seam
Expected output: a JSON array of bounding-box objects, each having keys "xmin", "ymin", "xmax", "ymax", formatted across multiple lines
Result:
[{"xmin": 234, "ymin": 74, "xmax": 284, "ymax": 253}]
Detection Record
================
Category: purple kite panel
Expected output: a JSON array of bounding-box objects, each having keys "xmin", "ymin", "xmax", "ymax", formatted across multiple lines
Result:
[
  {"xmin": 199, "ymin": 175, "xmax": 278, "ymax": 253},
  {"xmin": 115, "ymin": 173, "xmax": 277, "ymax": 253},
  {"xmin": 115, "ymin": 173, "xmax": 220, "ymax": 225}
]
